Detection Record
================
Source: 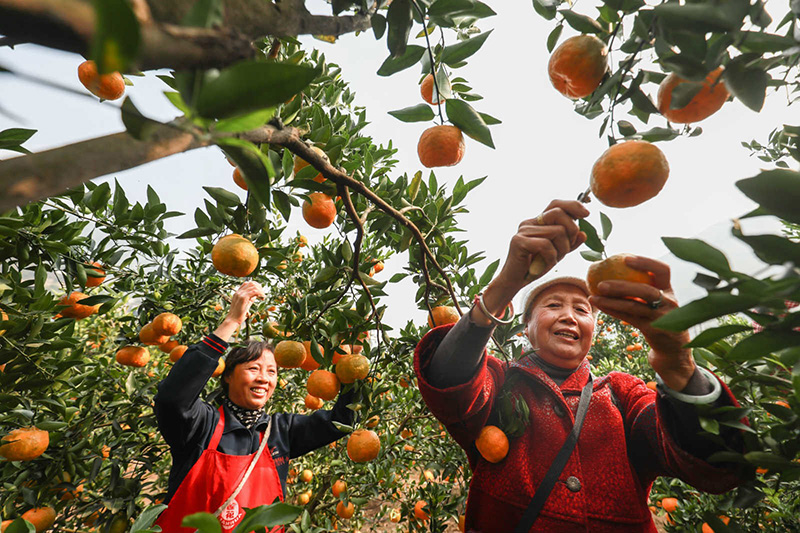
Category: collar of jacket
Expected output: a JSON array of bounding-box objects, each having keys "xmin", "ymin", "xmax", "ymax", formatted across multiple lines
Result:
[
  {"xmin": 508, "ymin": 356, "xmax": 593, "ymax": 397},
  {"xmin": 220, "ymin": 403, "xmax": 271, "ymax": 435}
]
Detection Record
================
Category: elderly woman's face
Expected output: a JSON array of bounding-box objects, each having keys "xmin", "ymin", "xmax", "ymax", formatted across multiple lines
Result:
[
  {"xmin": 526, "ymin": 284, "xmax": 595, "ymax": 369},
  {"xmin": 225, "ymin": 349, "xmax": 278, "ymax": 410}
]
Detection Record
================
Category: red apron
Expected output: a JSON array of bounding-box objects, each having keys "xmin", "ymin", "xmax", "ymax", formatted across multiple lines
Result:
[{"xmin": 155, "ymin": 406, "xmax": 284, "ymax": 533}]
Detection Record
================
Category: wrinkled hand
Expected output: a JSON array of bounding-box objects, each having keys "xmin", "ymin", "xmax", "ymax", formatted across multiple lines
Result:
[
  {"xmin": 226, "ymin": 281, "xmax": 266, "ymax": 326},
  {"xmin": 588, "ymin": 255, "xmax": 695, "ymax": 390}
]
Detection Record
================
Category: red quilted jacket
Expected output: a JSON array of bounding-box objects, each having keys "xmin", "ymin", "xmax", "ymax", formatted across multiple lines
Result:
[{"xmin": 414, "ymin": 325, "xmax": 746, "ymax": 533}]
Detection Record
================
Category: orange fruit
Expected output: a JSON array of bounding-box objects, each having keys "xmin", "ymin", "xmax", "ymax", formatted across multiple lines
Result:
[
  {"xmin": 590, "ymin": 140, "xmax": 669, "ymax": 208},
  {"xmin": 390, "ymin": 508, "xmax": 401, "ymax": 522},
  {"xmin": 400, "ymin": 428, "xmax": 413, "ymax": 439},
  {"xmin": 365, "ymin": 415, "xmax": 379, "ymax": 428},
  {"xmin": 159, "ymin": 339, "xmax": 180, "ymax": 354},
  {"xmin": 211, "ymin": 234, "xmax": 259, "ymax": 277},
  {"xmin": 293, "ymin": 146, "xmax": 328, "ymax": 183},
  {"xmin": 115, "ymin": 346, "xmax": 150, "ymax": 367},
  {"xmin": 428, "ymin": 305, "xmax": 460, "ymax": 328},
  {"xmin": 658, "ymin": 67, "xmax": 728, "ymax": 124},
  {"xmin": 586, "ymin": 253, "xmax": 656, "ymax": 296},
  {"xmin": 646, "ymin": 381, "xmax": 657, "ymax": 391},
  {"xmin": 418, "ymin": 125, "xmax": 465, "ymax": 168},
  {"xmin": 548, "ymin": 35, "xmax": 608, "ymax": 99},
  {"xmin": 475, "ymin": 425, "xmax": 509, "ymax": 463},
  {"xmin": 301, "ymin": 469, "xmax": 313, "ymax": 482},
  {"xmin": 212, "ymin": 358, "xmax": 225, "ymax": 378},
  {"xmin": 332, "ymin": 479, "xmax": 347, "ymax": 498},
  {"xmin": 304, "ymin": 394, "xmax": 323, "ymax": 410},
  {"xmin": 458, "ymin": 515, "xmax": 466, "ymax": 532},
  {"xmin": 153, "ymin": 312, "xmax": 182, "ymax": 336},
  {"xmin": 20, "ymin": 506, "xmax": 56, "ymax": 533},
  {"xmin": 232, "ymin": 167, "xmax": 248, "ymax": 190},
  {"xmin": 302, "ymin": 193, "xmax": 336, "ymax": 229},
  {"xmin": 0, "ymin": 309, "xmax": 8, "ymax": 336},
  {"xmin": 335, "ymin": 354, "xmax": 369, "ymax": 384},
  {"xmin": 307, "ymin": 369, "xmax": 341, "ymax": 401},
  {"xmin": 297, "ymin": 492, "xmax": 311, "ymax": 505},
  {"xmin": 84, "ymin": 261, "xmax": 106, "ymax": 287},
  {"xmin": 423, "ymin": 470, "xmax": 435, "ymax": 482},
  {"xmin": 346, "ymin": 429, "xmax": 380, "ymax": 462},
  {"xmin": 701, "ymin": 516, "xmax": 730, "ymax": 533},
  {"xmin": 413, "ymin": 500, "xmax": 429, "ymax": 521},
  {"xmin": 660, "ymin": 497, "xmax": 679, "ymax": 513},
  {"xmin": 336, "ymin": 501, "xmax": 355, "ymax": 519},
  {"xmin": 139, "ymin": 323, "xmax": 170, "ymax": 346},
  {"xmin": 275, "ymin": 340, "xmax": 306, "ymax": 368},
  {"xmin": 169, "ymin": 344, "xmax": 188, "ymax": 362},
  {"xmin": 300, "ymin": 341, "xmax": 322, "ymax": 371},
  {"xmin": 372, "ymin": 261, "xmax": 384, "ymax": 274},
  {"xmin": 57, "ymin": 291, "xmax": 100, "ymax": 320},
  {"xmin": 77, "ymin": 60, "xmax": 125, "ymax": 100},
  {"xmin": 0, "ymin": 427, "xmax": 49, "ymax": 461},
  {"xmin": 775, "ymin": 400, "xmax": 790, "ymax": 409},
  {"xmin": 420, "ymin": 73, "xmax": 445, "ymax": 105}
]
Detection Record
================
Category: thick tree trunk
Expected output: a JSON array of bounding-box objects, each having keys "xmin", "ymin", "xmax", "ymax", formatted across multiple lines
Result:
[{"xmin": 0, "ymin": 124, "xmax": 208, "ymax": 212}]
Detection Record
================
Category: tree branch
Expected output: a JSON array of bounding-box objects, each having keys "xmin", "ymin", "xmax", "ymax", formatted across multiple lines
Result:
[
  {"xmin": 0, "ymin": 122, "xmax": 207, "ymax": 212},
  {"xmin": 0, "ymin": 0, "xmax": 372, "ymax": 71}
]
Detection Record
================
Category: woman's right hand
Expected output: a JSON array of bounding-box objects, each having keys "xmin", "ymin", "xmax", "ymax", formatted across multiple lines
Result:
[
  {"xmin": 226, "ymin": 281, "xmax": 266, "ymax": 326},
  {"xmin": 473, "ymin": 200, "xmax": 589, "ymax": 325}
]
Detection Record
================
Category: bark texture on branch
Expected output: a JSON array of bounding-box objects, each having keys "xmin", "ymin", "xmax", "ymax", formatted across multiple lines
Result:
[
  {"xmin": 0, "ymin": 0, "xmax": 371, "ymax": 71},
  {"xmin": 0, "ymin": 123, "xmax": 207, "ymax": 212}
]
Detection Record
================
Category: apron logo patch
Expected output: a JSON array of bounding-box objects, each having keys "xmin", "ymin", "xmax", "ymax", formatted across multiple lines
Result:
[{"xmin": 219, "ymin": 499, "xmax": 244, "ymax": 531}]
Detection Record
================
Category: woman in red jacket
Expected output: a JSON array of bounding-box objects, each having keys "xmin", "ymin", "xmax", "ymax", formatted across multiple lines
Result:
[
  {"xmin": 414, "ymin": 199, "xmax": 747, "ymax": 532},
  {"xmin": 154, "ymin": 281, "xmax": 354, "ymax": 532}
]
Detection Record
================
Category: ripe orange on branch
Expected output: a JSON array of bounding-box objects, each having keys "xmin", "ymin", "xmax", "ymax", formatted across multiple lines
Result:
[
  {"xmin": 153, "ymin": 312, "xmax": 182, "ymax": 336},
  {"xmin": 275, "ymin": 340, "xmax": 306, "ymax": 368},
  {"xmin": 413, "ymin": 500, "xmax": 430, "ymax": 521},
  {"xmin": 232, "ymin": 167, "xmax": 248, "ymax": 190},
  {"xmin": 336, "ymin": 501, "xmax": 355, "ymax": 519},
  {"xmin": 78, "ymin": 60, "xmax": 125, "ymax": 101},
  {"xmin": 169, "ymin": 344, "xmax": 188, "ymax": 362},
  {"xmin": 346, "ymin": 428, "xmax": 380, "ymax": 462},
  {"xmin": 115, "ymin": 346, "xmax": 150, "ymax": 367},
  {"xmin": 307, "ymin": 369, "xmax": 340, "ymax": 400},
  {"xmin": 418, "ymin": 125, "xmax": 465, "ymax": 168},
  {"xmin": 331, "ymin": 479, "xmax": 347, "ymax": 497},
  {"xmin": 140, "ymin": 323, "xmax": 170, "ymax": 346},
  {"xmin": 428, "ymin": 305, "xmax": 460, "ymax": 328},
  {"xmin": 304, "ymin": 394, "xmax": 323, "ymax": 410},
  {"xmin": 84, "ymin": 261, "xmax": 106, "ymax": 287},
  {"xmin": 57, "ymin": 292, "xmax": 100, "ymax": 320},
  {"xmin": 475, "ymin": 425, "xmax": 509, "ymax": 463},
  {"xmin": 335, "ymin": 354, "xmax": 369, "ymax": 384},
  {"xmin": 293, "ymin": 146, "xmax": 329, "ymax": 183},
  {"xmin": 586, "ymin": 254, "xmax": 656, "ymax": 296},
  {"xmin": 548, "ymin": 35, "xmax": 608, "ymax": 99},
  {"xmin": 211, "ymin": 234, "xmax": 259, "ymax": 277},
  {"xmin": 590, "ymin": 140, "xmax": 669, "ymax": 208},
  {"xmin": 300, "ymin": 340, "xmax": 322, "ymax": 371},
  {"xmin": 657, "ymin": 67, "xmax": 728, "ymax": 124},
  {"xmin": 20, "ymin": 506, "xmax": 56, "ymax": 533},
  {"xmin": 660, "ymin": 497, "xmax": 679, "ymax": 513},
  {"xmin": 0, "ymin": 427, "xmax": 49, "ymax": 461},
  {"xmin": 420, "ymin": 73, "xmax": 445, "ymax": 105},
  {"xmin": 302, "ymin": 193, "xmax": 337, "ymax": 229}
]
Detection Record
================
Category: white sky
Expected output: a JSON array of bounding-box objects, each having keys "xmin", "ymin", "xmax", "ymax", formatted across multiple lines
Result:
[{"xmin": 0, "ymin": 1, "xmax": 793, "ymax": 329}]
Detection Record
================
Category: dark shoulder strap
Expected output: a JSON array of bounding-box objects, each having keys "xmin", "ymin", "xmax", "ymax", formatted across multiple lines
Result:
[{"xmin": 513, "ymin": 375, "xmax": 593, "ymax": 533}]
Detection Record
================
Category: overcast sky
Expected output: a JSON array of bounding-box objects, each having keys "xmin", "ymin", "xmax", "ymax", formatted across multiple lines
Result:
[{"xmin": 0, "ymin": 1, "xmax": 793, "ymax": 330}]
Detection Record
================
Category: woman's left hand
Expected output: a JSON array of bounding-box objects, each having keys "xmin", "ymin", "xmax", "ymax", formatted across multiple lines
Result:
[{"xmin": 588, "ymin": 255, "xmax": 696, "ymax": 391}]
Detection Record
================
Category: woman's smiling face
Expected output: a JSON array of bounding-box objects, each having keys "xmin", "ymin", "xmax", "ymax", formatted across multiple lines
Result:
[
  {"xmin": 526, "ymin": 284, "xmax": 595, "ymax": 369},
  {"xmin": 224, "ymin": 349, "xmax": 278, "ymax": 409}
]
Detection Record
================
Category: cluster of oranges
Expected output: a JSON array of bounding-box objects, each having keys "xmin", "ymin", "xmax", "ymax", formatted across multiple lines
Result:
[
  {"xmin": 548, "ymin": 34, "xmax": 729, "ymax": 210},
  {"xmin": 114, "ymin": 312, "xmax": 189, "ymax": 370}
]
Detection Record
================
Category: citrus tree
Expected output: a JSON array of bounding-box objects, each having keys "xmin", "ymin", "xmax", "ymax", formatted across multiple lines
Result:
[{"xmin": 1, "ymin": 0, "xmax": 800, "ymax": 532}]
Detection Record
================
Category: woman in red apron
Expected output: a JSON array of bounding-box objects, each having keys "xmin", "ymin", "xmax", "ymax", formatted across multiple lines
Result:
[{"xmin": 154, "ymin": 281, "xmax": 355, "ymax": 532}]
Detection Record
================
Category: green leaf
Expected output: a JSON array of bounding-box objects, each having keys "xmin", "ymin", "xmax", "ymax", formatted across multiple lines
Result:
[
  {"xmin": 441, "ymin": 30, "xmax": 493, "ymax": 66},
  {"xmin": 478, "ymin": 112, "xmax": 501, "ymax": 125},
  {"xmin": 684, "ymin": 324, "xmax": 751, "ymax": 348},
  {"xmin": 75, "ymin": 294, "xmax": 114, "ymax": 306},
  {"xmin": 371, "ymin": 13, "xmax": 387, "ymax": 39},
  {"xmin": 178, "ymin": 227, "xmax": 217, "ymax": 240},
  {"xmin": 668, "ymin": 81, "xmax": 704, "ymax": 110},
  {"xmin": 654, "ymin": 2, "xmax": 742, "ymax": 33},
  {"xmin": 3, "ymin": 519, "xmax": 35, "ymax": 533},
  {"xmin": 744, "ymin": 451, "xmax": 798, "ymax": 470},
  {"xmin": 388, "ymin": 104, "xmax": 435, "ymax": 122},
  {"xmin": 728, "ymin": 331, "xmax": 800, "ymax": 361},
  {"xmin": 91, "ymin": 0, "xmax": 141, "ymax": 73},
  {"xmin": 214, "ymin": 108, "xmax": 276, "ymax": 133},
  {"xmin": 653, "ymin": 292, "xmax": 762, "ymax": 331},
  {"xmin": 378, "ymin": 45, "xmax": 426, "ymax": 76},
  {"xmin": 196, "ymin": 62, "xmax": 320, "ymax": 119},
  {"xmin": 131, "ymin": 504, "xmax": 168, "ymax": 532},
  {"xmin": 428, "ymin": 0, "xmax": 496, "ymax": 26},
  {"xmin": 733, "ymin": 229, "xmax": 800, "ymax": 266},
  {"xmin": 581, "ymin": 250, "xmax": 603, "ymax": 261},
  {"xmin": 599, "ymin": 212, "xmax": 612, "ymax": 240},
  {"xmin": 121, "ymin": 97, "xmax": 160, "ymax": 140},
  {"xmin": 445, "ymin": 99, "xmax": 494, "ymax": 148},
  {"xmin": 0, "ymin": 128, "xmax": 36, "ymax": 153},
  {"xmin": 181, "ymin": 512, "xmax": 222, "ymax": 533},
  {"xmin": 408, "ymin": 170, "xmax": 422, "ymax": 201},
  {"xmin": 479, "ymin": 259, "xmax": 500, "ymax": 287},
  {"xmin": 662, "ymin": 237, "xmax": 732, "ymax": 278},
  {"xmin": 638, "ymin": 126, "xmax": 680, "ymax": 142},
  {"xmin": 698, "ymin": 417, "xmax": 720, "ymax": 435},
  {"xmin": 204, "ymin": 186, "xmax": 241, "ymax": 208},
  {"xmin": 233, "ymin": 503, "xmax": 303, "ymax": 532},
  {"xmin": 532, "ymin": 0, "xmax": 557, "ymax": 20},
  {"xmin": 738, "ymin": 31, "xmax": 797, "ymax": 53},
  {"xmin": 724, "ymin": 61, "xmax": 768, "ymax": 112},
  {"xmin": 578, "ymin": 219, "xmax": 604, "ymax": 253},
  {"xmin": 547, "ymin": 24, "xmax": 564, "ymax": 52},
  {"xmin": 386, "ymin": 0, "xmax": 413, "ymax": 58},
  {"xmin": 736, "ymin": 169, "xmax": 800, "ymax": 224},
  {"xmin": 559, "ymin": 10, "xmax": 605, "ymax": 34},
  {"xmin": 217, "ymin": 138, "xmax": 275, "ymax": 208},
  {"xmin": 164, "ymin": 91, "xmax": 191, "ymax": 115}
]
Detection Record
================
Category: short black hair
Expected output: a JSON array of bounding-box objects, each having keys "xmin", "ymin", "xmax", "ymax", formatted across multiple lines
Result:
[{"xmin": 220, "ymin": 339, "xmax": 275, "ymax": 395}]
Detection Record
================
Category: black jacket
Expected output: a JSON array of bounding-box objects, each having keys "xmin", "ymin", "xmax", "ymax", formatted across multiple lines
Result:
[{"xmin": 154, "ymin": 334, "xmax": 355, "ymax": 503}]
